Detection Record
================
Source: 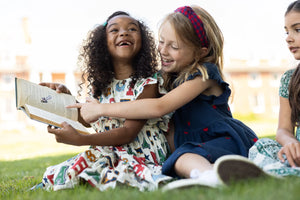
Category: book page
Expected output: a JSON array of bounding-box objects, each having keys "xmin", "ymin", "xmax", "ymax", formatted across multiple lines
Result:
[
  {"xmin": 16, "ymin": 78, "xmax": 78, "ymax": 121},
  {"xmin": 24, "ymin": 104, "xmax": 89, "ymax": 135}
]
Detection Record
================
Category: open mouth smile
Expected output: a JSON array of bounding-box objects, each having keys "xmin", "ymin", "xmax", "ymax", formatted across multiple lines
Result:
[
  {"xmin": 117, "ymin": 40, "xmax": 133, "ymax": 46},
  {"xmin": 161, "ymin": 58, "xmax": 173, "ymax": 66}
]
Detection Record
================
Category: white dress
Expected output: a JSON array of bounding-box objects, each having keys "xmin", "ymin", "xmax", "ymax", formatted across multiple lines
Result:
[{"xmin": 41, "ymin": 74, "xmax": 172, "ymax": 191}]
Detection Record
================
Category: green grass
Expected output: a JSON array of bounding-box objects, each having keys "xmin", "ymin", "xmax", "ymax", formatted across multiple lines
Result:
[
  {"xmin": 232, "ymin": 113, "xmax": 278, "ymax": 123},
  {"xmin": 0, "ymin": 117, "xmax": 285, "ymax": 199},
  {"xmin": 1, "ymin": 151, "xmax": 300, "ymax": 200}
]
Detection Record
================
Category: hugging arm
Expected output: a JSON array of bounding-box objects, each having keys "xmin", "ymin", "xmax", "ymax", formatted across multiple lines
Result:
[{"xmin": 73, "ymin": 77, "xmax": 212, "ymax": 122}]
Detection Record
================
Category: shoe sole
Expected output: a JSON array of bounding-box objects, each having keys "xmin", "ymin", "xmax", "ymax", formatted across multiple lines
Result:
[
  {"xmin": 214, "ymin": 155, "xmax": 266, "ymax": 185},
  {"xmin": 161, "ymin": 178, "xmax": 217, "ymax": 192}
]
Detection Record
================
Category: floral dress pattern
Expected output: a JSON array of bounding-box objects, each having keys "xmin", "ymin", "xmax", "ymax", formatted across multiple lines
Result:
[
  {"xmin": 249, "ymin": 69, "xmax": 300, "ymax": 177},
  {"xmin": 41, "ymin": 74, "xmax": 172, "ymax": 191}
]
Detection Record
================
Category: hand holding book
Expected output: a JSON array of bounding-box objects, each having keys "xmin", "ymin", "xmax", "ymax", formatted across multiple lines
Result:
[
  {"xmin": 47, "ymin": 121, "xmax": 86, "ymax": 146},
  {"xmin": 15, "ymin": 78, "xmax": 90, "ymax": 135},
  {"xmin": 39, "ymin": 82, "xmax": 72, "ymax": 95}
]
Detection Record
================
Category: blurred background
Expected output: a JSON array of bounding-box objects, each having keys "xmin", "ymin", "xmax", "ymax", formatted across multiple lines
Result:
[{"xmin": 0, "ymin": 0, "xmax": 295, "ymax": 160}]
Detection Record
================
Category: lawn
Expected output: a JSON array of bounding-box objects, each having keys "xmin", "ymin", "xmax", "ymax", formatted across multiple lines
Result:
[
  {"xmin": 1, "ymin": 153, "xmax": 300, "ymax": 200},
  {"xmin": 2, "ymin": 121, "xmax": 299, "ymax": 200}
]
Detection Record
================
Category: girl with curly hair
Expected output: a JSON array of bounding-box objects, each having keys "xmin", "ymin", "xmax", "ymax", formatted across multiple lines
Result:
[
  {"xmin": 70, "ymin": 6, "xmax": 259, "ymax": 188},
  {"xmin": 35, "ymin": 11, "xmax": 171, "ymax": 191}
]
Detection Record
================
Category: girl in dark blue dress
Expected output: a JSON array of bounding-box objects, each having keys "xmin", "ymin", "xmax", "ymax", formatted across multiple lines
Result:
[{"xmin": 69, "ymin": 5, "xmax": 259, "ymax": 187}]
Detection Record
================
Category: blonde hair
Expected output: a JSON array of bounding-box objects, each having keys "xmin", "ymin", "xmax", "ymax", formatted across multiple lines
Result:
[{"xmin": 159, "ymin": 5, "xmax": 224, "ymax": 91}]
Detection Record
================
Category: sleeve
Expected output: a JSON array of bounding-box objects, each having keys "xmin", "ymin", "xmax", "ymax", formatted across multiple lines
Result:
[
  {"xmin": 186, "ymin": 63, "xmax": 228, "ymax": 86},
  {"xmin": 279, "ymin": 69, "xmax": 294, "ymax": 99},
  {"xmin": 156, "ymin": 72, "xmax": 168, "ymax": 95},
  {"xmin": 135, "ymin": 73, "xmax": 173, "ymax": 130},
  {"xmin": 134, "ymin": 75, "xmax": 158, "ymax": 98}
]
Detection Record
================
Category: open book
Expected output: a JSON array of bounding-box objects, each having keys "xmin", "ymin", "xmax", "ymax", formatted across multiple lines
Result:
[{"xmin": 15, "ymin": 77, "xmax": 90, "ymax": 135}]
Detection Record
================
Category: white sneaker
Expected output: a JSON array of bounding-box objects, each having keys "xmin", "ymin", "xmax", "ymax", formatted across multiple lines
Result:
[
  {"xmin": 161, "ymin": 170, "xmax": 222, "ymax": 191},
  {"xmin": 214, "ymin": 155, "xmax": 268, "ymax": 185},
  {"xmin": 161, "ymin": 177, "xmax": 218, "ymax": 192}
]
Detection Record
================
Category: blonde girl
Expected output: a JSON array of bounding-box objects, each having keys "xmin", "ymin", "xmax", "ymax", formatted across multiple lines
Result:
[{"xmin": 71, "ymin": 6, "xmax": 258, "ymax": 186}]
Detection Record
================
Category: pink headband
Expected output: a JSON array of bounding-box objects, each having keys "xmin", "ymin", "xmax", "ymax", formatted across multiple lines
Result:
[{"xmin": 174, "ymin": 6, "xmax": 209, "ymax": 48}]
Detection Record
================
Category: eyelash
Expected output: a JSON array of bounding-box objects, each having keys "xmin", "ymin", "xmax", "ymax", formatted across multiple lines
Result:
[
  {"xmin": 159, "ymin": 40, "xmax": 179, "ymax": 50},
  {"xmin": 286, "ymin": 28, "xmax": 300, "ymax": 35},
  {"xmin": 129, "ymin": 28, "xmax": 137, "ymax": 31},
  {"xmin": 110, "ymin": 29, "xmax": 118, "ymax": 32},
  {"xmin": 109, "ymin": 27, "xmax": 137, "ymax": 33}
]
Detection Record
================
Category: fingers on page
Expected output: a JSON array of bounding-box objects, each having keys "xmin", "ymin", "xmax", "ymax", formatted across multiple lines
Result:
[{"xmin": 66, "ymin": 103, "xmax": 83, "ymax": 108}]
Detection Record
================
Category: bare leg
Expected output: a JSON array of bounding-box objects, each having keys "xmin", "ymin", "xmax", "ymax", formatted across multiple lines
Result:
[
  {"xmin": 174, "ymin": 153, "xmax": 213, "ymax": 178},
  {"xmin": 162, "ymin": 153, "xmax": 221, "ymax": 191}
]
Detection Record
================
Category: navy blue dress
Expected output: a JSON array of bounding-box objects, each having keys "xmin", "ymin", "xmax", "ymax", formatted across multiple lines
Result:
[{"xmin": 162, "ymin": 62, "xmax": 258, "ymax": 177}]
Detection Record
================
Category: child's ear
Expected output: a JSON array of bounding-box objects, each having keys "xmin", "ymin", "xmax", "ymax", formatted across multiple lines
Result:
[
  {"xmin": 194, "ymin": 47, "xmax": 209, "ymax": 61},
  {"xmin": 199, "ymin": 47, "xmax": 209, "ymax": 58}
]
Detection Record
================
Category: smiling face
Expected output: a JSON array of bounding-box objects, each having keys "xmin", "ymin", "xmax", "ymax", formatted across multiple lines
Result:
[
  {"xmin": 158, "ymin": 21, "xmax": 195, "ymax": 73},
  {"xmin": 285, "ymin": 11, "xmax": 300, "ymax": 60},
  {"xmin": 106, "ymin": 15, "xmax": 142, "ymax": 62}
]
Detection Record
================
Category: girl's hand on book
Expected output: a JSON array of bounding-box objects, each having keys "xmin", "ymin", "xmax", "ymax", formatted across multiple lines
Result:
[
  {"xmin": 67, "ymin": 97, "xmax": 100, "ymax": 123},
  {"xmin": 39, "ymin": 82, "xmax": 71, "ymax": 95},
  {"xmin": 48, "ymin": 122, "xmax": 83, "ymax": 146}
]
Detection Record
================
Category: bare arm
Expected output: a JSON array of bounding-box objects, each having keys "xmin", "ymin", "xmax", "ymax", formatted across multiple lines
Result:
[
  {"xmin": 48, "ymin": 119, "xmax": 146, "ymax": 146},
  {"xmin": 72, "ymin": 77, "xmax": 213, "ymax": 122},
  {"xmin": 48, "ymin": 84, "xmax": 158, "ymax": 146},
  {"xmin": 276, "ymin": 96, "xmax": 300, "ymax": 167}
]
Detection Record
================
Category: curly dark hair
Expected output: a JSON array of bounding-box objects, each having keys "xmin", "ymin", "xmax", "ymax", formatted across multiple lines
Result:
[{"xmin": 78, "ymin": 11, "xmax": 158, "ymax": 98}]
